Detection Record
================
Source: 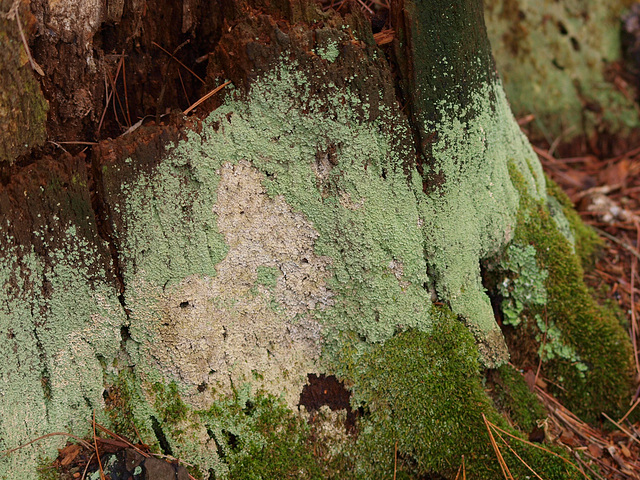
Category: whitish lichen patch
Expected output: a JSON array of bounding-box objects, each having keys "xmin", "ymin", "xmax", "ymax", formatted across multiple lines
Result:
[
  {"xmin": 113, "ymin": 60, "xmax": 435, "ymax": 401},
  {"xmin": 0, "ymin": 225, "xmax": 124, "ymax": 479},
  {"xmin": 124, "ymin": 161, "xmax": 331, "ymax": 408}
]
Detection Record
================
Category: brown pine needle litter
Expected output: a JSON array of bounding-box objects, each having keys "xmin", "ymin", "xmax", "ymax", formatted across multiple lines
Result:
[{"xmin": 1, "ymin": 418, "xmax": 198, "ymax": 480}]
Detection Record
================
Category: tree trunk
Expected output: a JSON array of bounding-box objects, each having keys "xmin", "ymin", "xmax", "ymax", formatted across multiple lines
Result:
[{"xmin": 0, "ymin": 0, "xmax": 633, "ymax": 478}]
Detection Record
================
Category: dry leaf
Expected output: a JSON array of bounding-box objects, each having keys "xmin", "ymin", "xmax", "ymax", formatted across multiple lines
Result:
[
  {"xmin": 58, "ymin": 444, "xmax": 81, "ymax": 466},
  {"xmin": 588, "ymin": 443, "xmax": 603, "ymax": 458},
  {"xmin": 620, "ymin": 442, "xmax": 632, "ymax": 458}
]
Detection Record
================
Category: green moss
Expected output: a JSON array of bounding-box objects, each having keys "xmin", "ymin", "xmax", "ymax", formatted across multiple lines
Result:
[
  {"xmin": 151, "ymin": 382, "xmax": 189, "ymax": 426},
  {"xmin": 346, "ymin": 308, "xmax": 579, "ymax": 479},
  {"xmin": 506, "ymin": 163, "xmax": 633, "ymax": 421},
  {"xmin": 546, "ymin": 176, "xmax": 603, "ymax": 269},
  {"xmin": 36, "ymin": 456, "xmax": 60, "ymax": 480},
  {"xmin": 105, "ymin": 369, "xmax": 155, "ymax": 442},
  {"xmin": 199, "ymin": 391, "xmax": 334, "ymax": 479},
  {"xmin": 488, "ymin": 365, "xmax": 546, "ymax": 432}
]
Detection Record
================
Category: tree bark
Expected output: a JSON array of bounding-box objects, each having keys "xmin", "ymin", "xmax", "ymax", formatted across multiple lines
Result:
[{"xmin": 0, "ymin": 0, "xmax": 633, "ymax": 478}]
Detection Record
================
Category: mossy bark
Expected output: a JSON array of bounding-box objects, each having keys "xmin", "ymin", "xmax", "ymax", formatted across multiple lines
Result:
[{"xmin": 0, "ymin": 1, "xmax": 635, "ymax": 479}]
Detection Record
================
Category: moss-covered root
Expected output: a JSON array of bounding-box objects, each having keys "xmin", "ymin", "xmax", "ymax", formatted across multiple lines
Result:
[
  {"xmin": 348, "ymin": 310, "xmax": 580, "ymax": 480},
  {"xmin": 509, "ymin": 166, "xmax": 634, "ymax": 422}
]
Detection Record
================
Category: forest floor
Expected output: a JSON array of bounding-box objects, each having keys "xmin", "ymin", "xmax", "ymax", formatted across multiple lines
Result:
[{"xmin": 528, "ymin": 130, "xmax": 640, "ymax": 479}]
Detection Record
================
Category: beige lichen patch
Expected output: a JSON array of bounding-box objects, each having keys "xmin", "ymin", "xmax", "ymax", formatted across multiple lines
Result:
[{"xmin": 139, "ymin": 161, "xmax": 332, "ymax": 408}]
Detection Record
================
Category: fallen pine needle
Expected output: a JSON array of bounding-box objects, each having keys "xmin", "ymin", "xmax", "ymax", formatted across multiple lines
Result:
[
  {"xmin": 491, "ymin": 426, "xmax": 544, "ymax": 480},
  {"xmin": 92, "ymin": 411, "xmax": 105, "ymax": 480},
  {"xmin": 485, "ymin": 414, "xmax": 590, "ymax": 479},
  {"xmin": 602, "ymin": 412, "xmax": 640, "ymax": 447},
  {"xmin": 1, "ymin": 432, "xmax": 92, "ymax": 455},
  {"xmin": 393, "ymin": 440, "xmax": 398, "ymax": 480},
  {"xmin": 482, "ymin": 413, "xmax": 513, "ymax": 480},
  {"xmin": 183, "ymin": 81, "xmax": 231, "ymax": 115},
  {"xmin": 619, "ymin": 397, "xmax": 640, "ymax": 424}
]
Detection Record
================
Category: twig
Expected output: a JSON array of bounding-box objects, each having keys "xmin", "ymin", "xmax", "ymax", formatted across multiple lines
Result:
[
  {"xmin": 491, "ymin": 428, "xmax": 544, "ymax": 480},
  {"xmin": 106, "ymin": 62, "xmax": 128, "ymax": 128},
  {"xmin": 1, "ymin": 432, "xmax": 92, "ymax": 455},
  {"xmin": 152, "ymin": 41, "xmax": 205, "ymax": 84},
  {"xmin": 183, "ymin": 81, "xmax": 231, "ymax": 115},
  {"xmin": 95, "ymin": 423, "xmax": 149, "ymax": 459},
  {"xmin": 92, "ymin": 411, "xmax": 105, "ymax": 480},
  {"xmin": 98, "ymin": 56, "xmax": 124, "ymax": 134}
]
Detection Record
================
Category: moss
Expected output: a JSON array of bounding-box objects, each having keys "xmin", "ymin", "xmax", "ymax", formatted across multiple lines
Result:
[
  {"xmin": 506, "ymin": 163, "xmax": 633, "ymax": 421},
  {"xmin": 346, "ymin": 308, "xmax": 579, "ymax": 479},
  {"xmin": 488, "ymin": 365, "xmax": 546, "ymax": 432},
  {"xmin": 151, "ymin": 382, "xmax": 189, "ymax": 427},
  {"xmin": 546, "ymin": 175, "xmax": 603, "ymax": 269},
  {"xmin": 199, "ymin": 391, "xmax": 333, "ymax": 479},
  {"xmin": 104, "ymin": 369, "xmax": 155, "ymax": 442},
  {"xmin": 36, "ymin": 456, "xmax": 60, "ymax": 480}
]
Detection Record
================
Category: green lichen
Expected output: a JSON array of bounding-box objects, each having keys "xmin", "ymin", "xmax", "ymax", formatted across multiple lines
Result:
[
  {"xmin": 506, "ymin": 162, "xmax": 634, "ymax": 421},
  {"xmin": 415, "ymin": 72, "xmax": 546, "ymax": 366},
  {"xmin": 496, "ymin": 242, "xmax": 588, "ymax": 371},
  {"xmin": 0, "ymin": 223, "xmax": 125, "ymax": 479},
  {"xmin": 255, "ymin": 265, "xmax": 279, "ymax": 288},
  {"xmin": 316, "ymin": 39, "xmax": 340, "ymax": 63},
  {"xmin": 485, "ymin": 0, "xmax": 639, "ymax": 139},
  {"xmin": 499, "ymin": 243, "xmax": 548, "ymax": 326},
  {"xmin": 113, "ymin": 60, "xmax": 434, "ymax": 398}
]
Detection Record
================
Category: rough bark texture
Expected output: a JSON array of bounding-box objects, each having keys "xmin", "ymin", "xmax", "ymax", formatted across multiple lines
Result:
[
  {"xmin": 0, "ymin": 0, "xmax": 634, "ymax": 478},
  {"xmin": 0, "ymin": 0, "xmax": 48, "ymax": 163}
]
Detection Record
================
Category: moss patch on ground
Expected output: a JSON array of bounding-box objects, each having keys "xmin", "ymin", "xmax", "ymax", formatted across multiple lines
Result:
[
  {"xmin": 487, "ymin": 365, "xmax": 546, "ymax": 432},
  {"xmin": 500, "ymin": 163, "xmax": 634, "ymax": 422}
]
